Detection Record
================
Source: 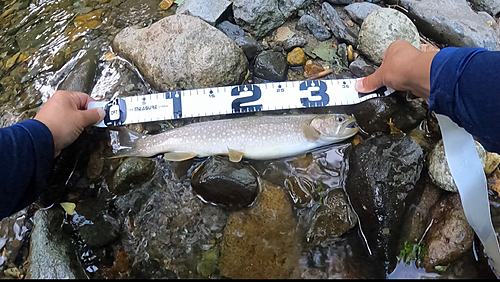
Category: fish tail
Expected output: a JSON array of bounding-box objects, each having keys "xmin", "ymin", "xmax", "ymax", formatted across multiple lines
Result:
[{"xmin": 109, "ymin": 127, "xmax": 147, "ymax": 158}]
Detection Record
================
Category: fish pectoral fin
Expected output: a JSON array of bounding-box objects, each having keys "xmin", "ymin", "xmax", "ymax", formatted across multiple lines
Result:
[
  {"xmin": 163, "ymin": 152, "xmax": 197, "ymax": 161},
  {"xmin": 227, "ymin": 148, "xmax": 244, "ymax": 162},
  {"xmin": 302, "ymin": 124, "xmax": 321, "ymax": 141}
]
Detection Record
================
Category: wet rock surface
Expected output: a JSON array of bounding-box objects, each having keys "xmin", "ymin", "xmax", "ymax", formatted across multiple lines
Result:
[
  {"xmin": 190, "ymin": 156, "xmax": 259, "ymax": 209},
  {"xmin": 219, "ymin": 180, "xmax": 301, "ymax": 278},
  {"xmin": 420, "ymin": 193, "xmax": 474, "ymax": 271},
  {"xmin": 345, "ymin": 134, "xmax": 424, "ymax": 277}
]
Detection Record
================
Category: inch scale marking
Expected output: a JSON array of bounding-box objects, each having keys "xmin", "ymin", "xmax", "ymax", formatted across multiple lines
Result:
[{"xmin": 88, "ymin": 78, "xmax": 394, "ymax": 127}]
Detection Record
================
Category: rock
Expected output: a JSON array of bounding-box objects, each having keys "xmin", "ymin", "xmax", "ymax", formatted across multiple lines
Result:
[
  {"xmin": 420, "ymin": 193, "xmax": 474, "ymax": 271},
  {"xmin": 282, "ymin": 36, "xmax": 308, "ymax": 51},
  {"xmin": 216, "ymin": 20, "xmax": 246, "ymax": 40},
  {"xmin": 219, "ymin": 180, "xmax": 301, "ymax": 278},
  {"xmin": 321, "ymin": 2, "xmax": 358, "ymax": 46},
  {"xmin": 112, "ymin": 14, "xmax": 248, "ymax": 91},
  {"xmin": 467, "ymin": 0, "xmax": 500, "ymax": 18},
  {"xmin": 306, "ymin": 188, "xmax": 357, "ymax": 243},
  {"xmin": 0, "ymin": 209, "xmax": 29, "ymax": 273},
  {"xmin": 253, "ymin": 50, "xmax": 288, "ymax": 81},
  {"xmin": 325, "ymin": 0, "xmax": 352, "ymax": 4},
  {"xmin": 278, "ymin": 0, "xmax": 313, "ymax": 19},
  {"xmin": 344, "ymin": 2, "xmax": 381, "ymax": 25},
  {"xmin": 74, "ymin": 197, "xmax": 120, "ymax": 248},
  {"xmin": 176, "ymin": 0, "xmax": 231, "ymax": 26},
  {"xmin": 115, "ymin": 167, "xmax": 229, "ymax": 278},
  {"xmin": 485, "ymin": 151, "xmax": 500, "ymax": 174},
  {"xmin": 108, "ymin": 0, "xmax": 165, "ymax": 29},
  {"xmin": 190, "ymin": 156, "xmax": 259, "ymax": 209},
  {"xmin": 427, "ymin": 139, "xmax": 487, "ymax": 192},
  {"xmin": 349, "ymin": 92, "xmax": 427, "ymax": 135},
  {"xmin": 234, "ymin": 36, "xmax": 260, "ymax": 59},
  {"xmin": 287, "ymin": 47, "xmax": 307, "ymax": 66},
  {"xmin": 348, "ymin": 55, "xmax": 377, "ymax": 77},
  {"xmin": 395, "ymin": 0, "xmax": 498, "ymax": 51},
  {"xmin": 58, "ymin": 48, "xmax": 98, "ymax": 94},
  {"xmin": 27, "ymin": 209, "xmax": 87, "ymax": 279},
  {"xmin": 110, "ymin": 157, "xmax": 156, "ymax": 195},
  {"xmin": 296, "ymin": 14, "xmax": 331, "ymax": 41},
  {"xmin": 345, "ymin": 134, "xmax": 424, "ymax": 277},
  {"xmin": 357, "ymin": 8, "xmax": 420, "ymax": 65},
  {"xmin": 233, "ymin": 0, "xmax": 285, "ymax": 39}
]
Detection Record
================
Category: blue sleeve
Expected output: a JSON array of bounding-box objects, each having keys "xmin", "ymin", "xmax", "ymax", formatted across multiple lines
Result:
[
  {"xmin": 0, "ymin": 119, "xmax": 55, "ymax": 219},
  {"xmin": 429, "ymin": 47, "xmax": 500, "ymax": 154}
]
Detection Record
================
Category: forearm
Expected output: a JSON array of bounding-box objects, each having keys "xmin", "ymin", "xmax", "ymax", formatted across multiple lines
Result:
[
  {"xmin": 430, "ymin": 47, "xmax": 500, "ymax": 153},
  {"xmin": 0, "ymin": 120, "xmax": 55, "ymax": 219}
]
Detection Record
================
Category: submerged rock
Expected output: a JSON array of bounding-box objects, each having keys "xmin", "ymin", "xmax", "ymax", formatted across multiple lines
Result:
[
  {"xmin": 27, "ymin": 208, "xmax": 87, "ymax": 279},
  {"xmin": 219, "ymin": 180, "xmax": 302, "ymax": 278},
  {"xmin": 190, "ymin": 156, "xmax": 259, "ymax": 209}
]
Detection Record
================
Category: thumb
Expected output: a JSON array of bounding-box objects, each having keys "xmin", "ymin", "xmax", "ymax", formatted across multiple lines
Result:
[
  {"xmin": 79, "ymin": 107, "xmax": 105, "ymax": 126},
  {"xmin": 355, "ymin": 71, "xmax": 384, "ymax": 93}
]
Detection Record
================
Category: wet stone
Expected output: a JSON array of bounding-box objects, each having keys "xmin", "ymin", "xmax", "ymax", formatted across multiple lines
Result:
[
  {"xmin": 349, "ymin": 92, "xmax": 427, "ymax": 135},
  {"xmin": 190, "ymin": 156, "xmax": 259, "ymax": 209},
  {"xmin": 420, "ymin": 193, "xmax": 474, "ymax": 271},
  {"xmin": 306, "ymin": 188, "xmax": 357, "ymax": 244},
  {"xmin": 253, "ymin": 50, "xmax": 288, "ymax": 81},
  {"xmin": 110, "ymin": 157, "xmax": 156, "ymax": 195},
  {"xmin": 74, "ymin": 197, "xmax": 120, "ymax": 248},
  {"xmin": 219, "ymin": 180, "xmax": 302, "ymax": 279},
  {"xmin": 345, "ymin": 134, "xmax": 424, "ymax": 276}
]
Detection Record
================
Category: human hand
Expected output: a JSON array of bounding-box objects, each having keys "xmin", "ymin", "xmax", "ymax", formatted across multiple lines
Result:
[
  {"xmin": 354, "ymin": 40, "xmax": 439, "ymax": 98},
  {"xmin": 34, "ymin": 90, "xmax": 105, "ymax": 157}
]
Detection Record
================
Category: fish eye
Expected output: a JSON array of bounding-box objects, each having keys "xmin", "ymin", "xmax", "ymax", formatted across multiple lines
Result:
[{"xmin": 336, "ymin": 116, "xmax": 344, "ymax": 122}]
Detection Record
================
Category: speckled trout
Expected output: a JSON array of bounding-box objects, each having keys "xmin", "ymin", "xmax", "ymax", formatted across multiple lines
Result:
[{"xmin": 114, "ymin": 113, "xmax": 359, "ymax": 162}]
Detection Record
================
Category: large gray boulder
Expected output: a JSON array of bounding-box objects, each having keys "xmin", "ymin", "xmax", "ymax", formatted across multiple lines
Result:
[{"xmin": 112, "ymin": 14, "xmax": 248, "ymax": 91}]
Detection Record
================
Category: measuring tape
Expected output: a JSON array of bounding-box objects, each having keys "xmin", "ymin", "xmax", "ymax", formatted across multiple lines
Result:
[{"xmin": 87, "ymin": 78, "xmax": 394, "ymax": 127}]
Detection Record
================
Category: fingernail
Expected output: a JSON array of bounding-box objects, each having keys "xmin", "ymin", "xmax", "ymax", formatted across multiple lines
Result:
[
  {"xmin": 97, "ymin": 107, "xmax": 106, "ymax": 120},
  {"xmin": 355, "ymin": 78, "xmax": 364, "ymax": 91}
]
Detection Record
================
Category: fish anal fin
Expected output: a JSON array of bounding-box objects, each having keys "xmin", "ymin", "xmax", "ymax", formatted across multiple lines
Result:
[
  {"xmin": 302, "ymin": 124, "xmax": 320, "ymax": 141},
  {"xmin": 163, "ymin": 152, "xmax": 197, "ymax": 161},
  {"xmin": 227, "ymin": 148, "xmax": 244, "ymax": 162}
]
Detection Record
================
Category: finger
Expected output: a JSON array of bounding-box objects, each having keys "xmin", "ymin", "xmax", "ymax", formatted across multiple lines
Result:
[
  {"xmin": 68, "ymin": 91, "xmax": 95, "ymax": 110},
  {"xmin": 354, "ymin": 71, "xmax": 385, "ymax": 93},
  {"xmin": 79, "ymin": 107, "xmax": 106, "ymax": 126}
]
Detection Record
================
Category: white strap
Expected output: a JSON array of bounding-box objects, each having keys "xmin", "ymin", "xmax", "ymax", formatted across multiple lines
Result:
[{"xmin": 435, "ymin": 114, "xmax": 500, "ymax": 276}]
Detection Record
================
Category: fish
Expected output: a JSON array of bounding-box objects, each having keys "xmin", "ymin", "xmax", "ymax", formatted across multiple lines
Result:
[{"xmin": 114, "ymin": 113, "xmax": 359, "ymax": 162}]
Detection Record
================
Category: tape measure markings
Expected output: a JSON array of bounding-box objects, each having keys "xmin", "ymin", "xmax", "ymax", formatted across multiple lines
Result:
[{"xmin": 89, "ymin": 78, "xmax": 392, "ymax": 127}]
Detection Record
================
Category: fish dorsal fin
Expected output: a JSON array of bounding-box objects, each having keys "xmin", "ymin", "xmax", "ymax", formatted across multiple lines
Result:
[
  {"xmin": 163, "ymin": 152, "xmax": 197, "ymax": 161},
  {"xmin": 227, "ymin": 148, "xmax": 244, "ymax": 162},
  {"xmin": 301, "ymin": 124, "xmax": 321, "ymax": 141}
]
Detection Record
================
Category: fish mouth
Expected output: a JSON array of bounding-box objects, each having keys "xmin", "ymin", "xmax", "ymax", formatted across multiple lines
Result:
[{"xmin": 346, "ymin": 121, "xmax": 358, "ymax": 130}]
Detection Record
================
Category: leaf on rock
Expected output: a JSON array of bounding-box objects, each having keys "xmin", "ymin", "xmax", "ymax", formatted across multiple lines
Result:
[
  {"xmin": 60, "ymin": 202, "xmax": 76, "ymax": 215},
  {"xmin": 311, "ymin": 42, "xmax": 338, "ymax": 62}
]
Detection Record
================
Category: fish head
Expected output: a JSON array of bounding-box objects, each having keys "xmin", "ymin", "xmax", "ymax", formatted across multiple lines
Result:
[{"xmin": 309, "ymin": 114, "xmax": 359, "ymax": 142}]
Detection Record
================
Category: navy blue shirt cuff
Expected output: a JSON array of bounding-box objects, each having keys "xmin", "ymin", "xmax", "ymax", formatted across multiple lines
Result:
[
  {"xmin": 430, "ymin": 46, "xmax": 500, "ymax": 153},
  {"xmin": 0, "ymin": 119, "xmax": 54, "ymax": 218}
]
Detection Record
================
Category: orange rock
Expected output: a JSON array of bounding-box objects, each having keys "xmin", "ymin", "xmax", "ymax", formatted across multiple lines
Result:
[
  {"xmin": 287, "ymin": 47, "xmax": 307, "ymax": 66},
  {"xmin": 304, "ymin": 63, "xmax": 324, "ymax": 77}
]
